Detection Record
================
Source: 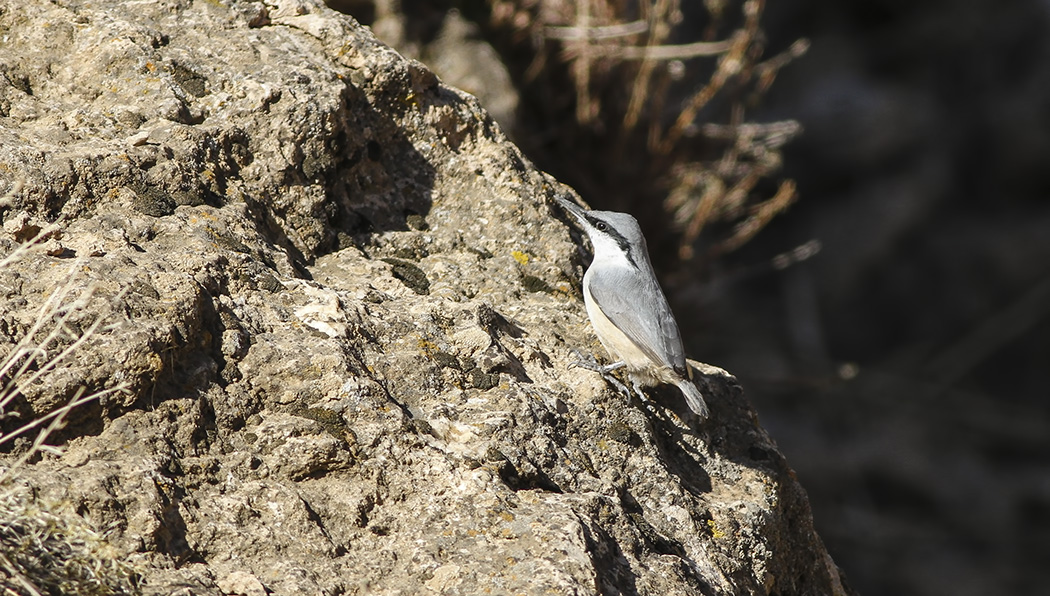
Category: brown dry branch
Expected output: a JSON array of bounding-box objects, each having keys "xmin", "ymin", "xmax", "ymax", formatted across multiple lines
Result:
[
  {"xmin": 494, "ymin": 0, "xmax": 806, "ymax": 260},
  {"xmin": 609, "ymin": 38, "xmax": 735, "ymax": 60},
  {"xmin": 771, "ymin": 239, "xmax": 822, "ymax": 271},
  {"xmin": 657, "ymin": 28, "xmax": 752, "ymax": 154},
  {"xmin": 544, "ymin": 19, "xmax": 648, "ymax": 40},
  {"xmin": 721, "ymin": 178, "xmax": 797, "ymax": 253},
  {"xmin": 623, "ymin": 0, "xmax": 675, "ymax": 132},
  {"xmin": 754, "ymin": 38, "xmax": 810, "ymax": 96},
  {"xmin": 573, "ymin": 0, "xmax": 595, "ymax": 124}
]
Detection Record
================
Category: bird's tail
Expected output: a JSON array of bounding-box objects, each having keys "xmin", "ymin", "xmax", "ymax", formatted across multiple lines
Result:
[{"xmin": 675, "ymin": 377, "xmax": 709, "ymax": 420}]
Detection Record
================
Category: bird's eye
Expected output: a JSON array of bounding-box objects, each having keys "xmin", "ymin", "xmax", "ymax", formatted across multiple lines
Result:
[{"xmin": 595, "ymin": 221, "xmax": 608, "ymax": 232}]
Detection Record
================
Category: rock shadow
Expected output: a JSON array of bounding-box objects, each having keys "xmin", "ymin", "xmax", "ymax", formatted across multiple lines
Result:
[
  {"xmin": 313, "ymin": 77, "xmax": 444, "ymax": 260},
  {"xmin": 687, "ymin": 369, "xmax": 790, "ymax": 480},
  {"xmin": 639, "ymin": 385, "xmax": 714, "ymax": 497},
  {"xmin": 240, "ymin": 74, "xmax": 444, "ymax": 272}
]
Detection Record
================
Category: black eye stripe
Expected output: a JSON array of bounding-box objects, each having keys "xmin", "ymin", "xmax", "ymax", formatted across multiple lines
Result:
[
  {"xmin": 584, "ymin": 215, "xmax": 608, "ymax": 231},
  {"xmin": 583, "ymin": 215, "xmax": 636, "ymax": 267}
]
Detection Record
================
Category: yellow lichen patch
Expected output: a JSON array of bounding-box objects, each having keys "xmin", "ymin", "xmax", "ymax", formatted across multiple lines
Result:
[
  {"xmin": 511, "ymin": 250, "xmax": 530, "ymax": 265},
  {"xmin": 707, "ymin": 519, "xmax": 726, "ymax": 539},
  {"xmin": 416, "ymin": 337, "xmax": 439, "ymax": 357}
]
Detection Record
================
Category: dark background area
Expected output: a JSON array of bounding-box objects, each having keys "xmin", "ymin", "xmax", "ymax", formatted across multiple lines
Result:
[
  {"xmin": 706, "ymin": 2, "xmax": 1050, "ymax": 594},
  {"xmin": 334, "ymin": 0, "xmax": 1050, "ymax": 594}
]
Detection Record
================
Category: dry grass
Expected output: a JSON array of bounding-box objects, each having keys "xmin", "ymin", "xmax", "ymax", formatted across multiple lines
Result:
[
  {"xmin": 0, "ymin": 483, "xmax": 140, "ymax": 596},
  {"xmin": 0, "ymin": 184, "xmax": 140, "ymax": 595},
  {"xmin": 490, "ymin": 0, "xmax": 806, "ymax": 260}
]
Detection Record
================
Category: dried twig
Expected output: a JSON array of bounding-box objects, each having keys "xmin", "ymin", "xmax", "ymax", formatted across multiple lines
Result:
[
  {"xmin": 623, "ymin": 0, "xmax": 674, "ymax": 132},
  {"xmin": 505, "ymin": 0, "xmax": 807, "ymax": 257},
  {"xmin": 544, "ymin": 20, "xmax": 648, "ymax": 40},
  {"xmin": 573, "ymin": 0, "xmax": 595, "ymax": 124},
  {"xmin": 604, "ymin": 39, "xmax": 735, "ymax": 61},
  {"xmin": 720, "ymin": 179, "xmax": 798, "ymax": 253}
]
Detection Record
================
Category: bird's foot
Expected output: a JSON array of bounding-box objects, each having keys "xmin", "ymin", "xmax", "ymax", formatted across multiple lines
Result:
[
  {"xmin": 569, "ymin": 351, "xmax": 630, "ymax": 394},
  {"xmin": 629, "ymin": 380, "xmax": 651, "ymax": 403},
  {"xmin": 629, "ymin": 380, "xmax": 660, "ymax": 415},
  {"xmin": 568, "ymin": 350, "xmax": 624, "ymax": 374}
]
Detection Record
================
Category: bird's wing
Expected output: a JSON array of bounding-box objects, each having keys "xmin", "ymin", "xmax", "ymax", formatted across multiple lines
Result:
[{"xmin": 587, "ymin": 266, "xmax": 686, "ymax": 371}]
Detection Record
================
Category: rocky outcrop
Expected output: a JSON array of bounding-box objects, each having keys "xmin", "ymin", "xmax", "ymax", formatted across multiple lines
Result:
[{"xmin": 0, "ymin": 1, "xmax": 849, "ymax": 594}]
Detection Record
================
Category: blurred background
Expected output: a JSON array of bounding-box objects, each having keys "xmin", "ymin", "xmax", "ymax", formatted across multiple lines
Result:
[{"xmin": 330, "ymin": 1, "xmax": 1050, "ymax": 594}]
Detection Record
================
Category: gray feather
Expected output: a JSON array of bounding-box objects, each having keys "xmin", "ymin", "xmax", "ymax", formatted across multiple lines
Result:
[
  {"xmin": 675, "ymin": 378, "xmax": 709, "ymax": 419},
  {"xmin": 587, "ymin": 259, "xmax": 686, "ymax": 373}
]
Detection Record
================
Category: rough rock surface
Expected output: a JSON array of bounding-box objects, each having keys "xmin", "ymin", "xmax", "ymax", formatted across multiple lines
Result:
[{"xmin": 0, "ymin": 1, "xmax": 850, "ymax": 594}]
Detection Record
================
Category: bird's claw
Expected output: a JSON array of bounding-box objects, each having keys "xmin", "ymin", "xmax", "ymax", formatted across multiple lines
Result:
[
  {"xmin": 569, "ymin": 350, "xmax": 625, "ymax": 374},
  {"xmin": 568, "ymin": 350, "xmax": 634, "ymax": 397},
  {"xmin": 568, "ymin": 349, "xmax": 600, "ymax": 371}
]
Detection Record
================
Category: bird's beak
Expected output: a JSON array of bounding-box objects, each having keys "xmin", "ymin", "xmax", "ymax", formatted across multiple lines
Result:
[{"xmin": 555, "ymin": 197, "xmax": 588, "ymax": 224}]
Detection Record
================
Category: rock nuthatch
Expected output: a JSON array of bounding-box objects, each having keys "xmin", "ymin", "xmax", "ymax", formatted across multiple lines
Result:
[{"xmin": 557, "ymin": 197, "xmax": 709, "ymax": 420}]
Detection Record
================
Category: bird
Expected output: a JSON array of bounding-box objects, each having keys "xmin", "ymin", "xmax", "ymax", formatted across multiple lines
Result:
[{"xmin": 556, "ymin": 197, "xmax": 709, "ymax": 420}]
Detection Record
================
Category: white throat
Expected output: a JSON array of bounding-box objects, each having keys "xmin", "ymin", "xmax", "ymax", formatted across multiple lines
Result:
[{"xmin": 586, "ymin": 233, "xmax": 633, "ymax": 269}]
